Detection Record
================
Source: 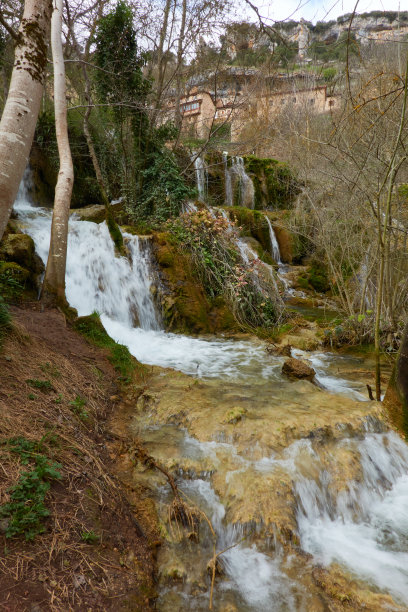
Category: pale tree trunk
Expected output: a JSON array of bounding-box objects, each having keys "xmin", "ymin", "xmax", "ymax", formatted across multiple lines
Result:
[
  {"xmin": 0, "ymin": 0, "xmax": 52, "ymax": 241},
  {"xmin": 42, "ymin": 0, "xmax": 73, "ymax": 302}
]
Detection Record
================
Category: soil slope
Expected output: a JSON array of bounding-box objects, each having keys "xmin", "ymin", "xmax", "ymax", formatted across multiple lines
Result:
[{"xmin": 0, "ymin": 305, "xmax": 158, "ymax": 611}]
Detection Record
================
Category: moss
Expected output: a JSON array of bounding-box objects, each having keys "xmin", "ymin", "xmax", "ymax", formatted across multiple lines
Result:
[
  {"xmin": 308, "ymin": 263, "xmax": 330, "ymax": 293},
  {"xmin": 0, "ymin": 262, "xmax": 29, "ymax": 299},
  {"xmin": 205, "ymin": 151, "xmax": 225, "ymax": 206},
  {"xmin": 296, "ymin": 262, "xmax": 330, "ymax": 293},
  {"xmin": 224, "ymin": 207, "xmax": 270, "ymax": 252},
  {"xmin": 153, "ymin": 233, "xmax": 238, "ymax": 334},
  {"xmin": 224, "ymin": 407, "xmax": 247, "ymax": 424},
  {"xmin": 243, "ymin": 155, "xmax": 300, "ymax": 209},
  {"xmin": 73, "ymin": 312, "xmax": 143, "ymax": 382},
  {"xmin": 106, "ymin": 207, "xmax": 125, "ymax": 254},
  {"xmin": 252, "ymin": 175, "xmax": 263, "ymax": 210},
  {"xmin": 0, "ymin": 234, "xmax": 35, "ymax": 269}
]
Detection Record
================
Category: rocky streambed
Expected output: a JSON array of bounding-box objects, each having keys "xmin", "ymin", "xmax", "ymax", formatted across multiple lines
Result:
[{"xmin": 124, "ymin": 351, "xmax": 407, "ymax": 612}]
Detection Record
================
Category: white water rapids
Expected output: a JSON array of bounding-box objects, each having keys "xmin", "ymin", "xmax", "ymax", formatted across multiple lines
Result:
[{"xmin": 13, "ymin": 178, "xmax": 408, "ymax": 609}]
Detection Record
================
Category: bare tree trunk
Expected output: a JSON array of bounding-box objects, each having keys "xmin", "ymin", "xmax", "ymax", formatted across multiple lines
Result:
[
  {"xmin": 374, "ymin": 58, "xmax": 408, "ymax": 400},
  {"xmin": 42, "ymin": 0, "xmax": 73, "ymax": 302},
  {"xmin": 174, "ymin": 0, "xmax": 187, "ymax": 130},
  {"xmin": 153, "ymin": 0, "xmax": 172, "ymax": 119},
  {"xmin": 0, "ymin": 0, "xmax": 52, "ymax": 240}
]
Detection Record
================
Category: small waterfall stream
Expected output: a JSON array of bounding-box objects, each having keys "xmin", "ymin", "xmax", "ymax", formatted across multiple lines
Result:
[
  {"xmin": 265, "ymin": 215, "xmax": 281, "ymax": 264},
  {"xmin": 193, "ymin": 154, "xmax": 208, "ymax": 202},
  {"xmin": 223, "ymin": 154, "xmax": 255, "ymax": 209},
  {"xmin": 12, "ymin": 173, "xmax": 408, "ymax": 610}
]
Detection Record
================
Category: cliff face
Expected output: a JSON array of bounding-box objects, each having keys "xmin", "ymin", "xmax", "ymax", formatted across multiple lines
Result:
[
  {"xmin": 227, "ymin": 11, "xmax": 408, "ymax": 61},
  {"xmin": 310, "ymin": 12, "xmax": 408, "ymax": 45}
]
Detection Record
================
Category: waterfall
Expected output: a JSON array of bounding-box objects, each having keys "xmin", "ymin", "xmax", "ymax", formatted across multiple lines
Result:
[
  {"xmin": 295, "ymin": 431, "xmax": 408, "ymax": 604},
  {"xmin": 14, "ymin": 171, "xmax": 408, "ymax": 610},
  {"xmin": 265, "ymin": 215, "xmax": 281, "ymax": 264},
  {"xmin": 223, "ymin": 152, "xmax": 233, "ymax": 207},
  {"xmin": 193, "ymin": 154, "xmax": 207, "ymax": 202},
  {"xmin": 14, "ymin": 199, "xmax": 161, "ymax": 331},
  {"xmin": 234, "ymin": 157, "xmax": 255, "ymax": 209},
  {"xmin": 223, "ymin": 154, "xmax": 255, "ymax": 209}
]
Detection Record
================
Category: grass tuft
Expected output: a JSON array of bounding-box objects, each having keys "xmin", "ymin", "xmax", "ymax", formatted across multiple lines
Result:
[{"xmin": 74, "ymin": 312, "xmax": 137, "ymax": 382}]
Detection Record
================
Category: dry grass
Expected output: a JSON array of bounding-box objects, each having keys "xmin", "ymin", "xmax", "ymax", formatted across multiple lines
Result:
[{"xmin": 0, "ymin": 308, "xmax": 156, "ymax": 611}]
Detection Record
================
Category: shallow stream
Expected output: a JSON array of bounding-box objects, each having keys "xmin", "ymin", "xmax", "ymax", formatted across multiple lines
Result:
[{"xmin": 14, "ymin": 183, "xmax": 408, "ymax": 610}]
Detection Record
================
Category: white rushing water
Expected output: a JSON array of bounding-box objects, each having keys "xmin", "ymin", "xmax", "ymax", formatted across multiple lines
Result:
[
  {"xmin": 193, "ymin": 154, "xmax": 207, "ymax": 202},
  {"xmin": 265, "ymin": 215, "xmax": 281, "ymax": 264},
  {"xmin": 14, "ymin": 179, "xmax": 370, "ymax": 393},
  {"xmin": 156, "ymin": 425, "xmax": 408, "ymax": 609},
  {"xmin": 223, "ymin": 155, "xmax": 255, "ymax": 209},
  {"xmin": 181, "ymin": 478, "xmax": 300, "ymax": 609},
  {"xmin": 295, "ymin": 431, "xmax": 408, "ymax": 605}
]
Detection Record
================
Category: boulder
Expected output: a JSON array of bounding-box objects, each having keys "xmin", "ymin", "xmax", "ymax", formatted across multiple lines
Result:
[
  {"xmin": 282, "ymin": 357, "xmax": 315, "ymax": 381},
  {"xmin": 0, "ymin": 233, "xmax": 35, "ymax": 268},
  {"xmin": 73, "ymin": 201, "xmax": 125, "ymax": 224},
  {"xmin": 73, "ymin": 204, "xmax": 106, "ymax": 223}
]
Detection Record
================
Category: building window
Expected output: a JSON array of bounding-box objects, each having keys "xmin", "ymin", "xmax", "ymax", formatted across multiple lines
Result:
[
  {"xmin": 292, "ymin": 97, "xmax": 297, "ymax": 103},
  {"xmin": 309, "ymin": 98, "xmax": 315, "ymax": 105},
  {"xmin": 281, "ymin": 98, "xmax": 285, "ymax": 104},
  {"xmin": 181, "ymin": 101, "xmax": 200, "ymax": 113}
]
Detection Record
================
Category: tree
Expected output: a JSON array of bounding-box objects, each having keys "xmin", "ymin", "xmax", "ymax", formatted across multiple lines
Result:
[
  {"xmin": 0, "ymin": 0, "xmax": 52, "ymax": 241},
  {"xmin": 42, "ymin": 0, "xmax": 74, "ymax": 301}
]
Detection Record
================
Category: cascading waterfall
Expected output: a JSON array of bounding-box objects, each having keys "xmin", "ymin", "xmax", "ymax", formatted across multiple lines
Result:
[
  {"xmin": 13, "ymin": 171, "xmax": 408, "ymax": 610},
  {"xmin": 223, "ymin": 152, "xmax": 233, "ymax": 207},
  {"xmin": 193, "ymin": 154, "xmax": 208, "ymax": 202},
  {"xmin": 265, "ymin": 215, "xmax": 281, "ymax": 264},
  {"xmin": 223, "ymin": 154, "xmax": 255, "ymax": 209},
  {"xmin": 295, "ymin": 431, "xmax": 408, "ymax": 604}
]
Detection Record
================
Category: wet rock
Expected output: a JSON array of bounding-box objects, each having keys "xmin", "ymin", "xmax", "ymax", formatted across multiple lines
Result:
[
  {"xmin": 223, "ymin": 407, "xmax": 247, "ymax": 424},
  {"xmin": 160, "ymin": 561, "xmax": 187, "ymax": 582},
  {"xmin": 74, "ymin": 204, "xmax": 105, "ymax": 223},
  {"xmin": 282, "ymin": 357, "xmax": 315, "ymax": 381}
]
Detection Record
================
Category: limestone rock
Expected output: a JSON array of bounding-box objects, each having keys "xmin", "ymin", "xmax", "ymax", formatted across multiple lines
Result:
[{"xmin": 282, "ymin": 357, "xmax": 315, "ymax": 381}]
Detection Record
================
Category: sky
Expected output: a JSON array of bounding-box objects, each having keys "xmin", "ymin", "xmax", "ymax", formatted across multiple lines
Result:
[{"xmin": 253, "ymin": 0, "xmax": 405, "ymax": 24}]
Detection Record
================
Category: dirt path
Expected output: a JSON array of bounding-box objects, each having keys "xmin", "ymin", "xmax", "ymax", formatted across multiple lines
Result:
[{"xmin": 0, "ymin": 305, "xmax": 158, "ymax": 611}]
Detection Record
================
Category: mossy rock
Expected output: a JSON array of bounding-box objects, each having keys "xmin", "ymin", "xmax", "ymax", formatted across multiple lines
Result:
[
  {"xmin": 224, "ymin": 406, "xmax": 247, "ymax": 424},
  {"xmin": 297, "ymin": 262, "xmax": 330, "ymax": 293},
  {"xmin": 243, "ymin": 155, "xmax": 301, "ymax": 209},
  {"xmin": 0, "ymin": 261, "xmax": 30, "ymax": 281},
  {"xmin": 384, "ymin": 322, "xmax": 408, "ymax": 437},
  {"xmin": 272, "ymin": 225, "xmax": 293, "ymax": 264},
  {"xmin": 225, "ymin": 207, "xmax": 270, "ymax": 253},
  {"xmin": 0, "ymin": 234, "xmax": 35, "ymax": 269},
  {"xmin": 153, "ymin": 232, "xmax": 238, "ymax": 334}
]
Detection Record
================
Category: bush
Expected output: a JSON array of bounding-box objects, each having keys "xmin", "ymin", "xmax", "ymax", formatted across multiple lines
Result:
[{"xmin": 168, "ymin": 209, "xmax": 282, "ymax": 329}]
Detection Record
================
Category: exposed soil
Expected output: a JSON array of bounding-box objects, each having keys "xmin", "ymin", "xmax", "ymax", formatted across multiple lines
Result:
[{"xmin": 0, "ymin": 304, "xmax": 158, "ymax": 611}]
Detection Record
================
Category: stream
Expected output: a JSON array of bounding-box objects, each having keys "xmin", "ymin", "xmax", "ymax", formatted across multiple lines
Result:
[{"xmin": 13, "ymin": 179, "xmax": 408, "ymax": 611}]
